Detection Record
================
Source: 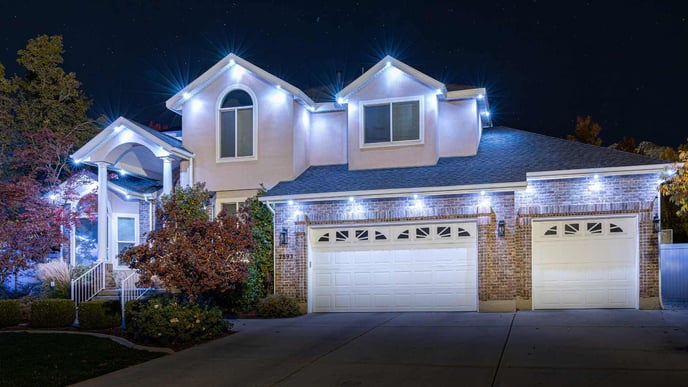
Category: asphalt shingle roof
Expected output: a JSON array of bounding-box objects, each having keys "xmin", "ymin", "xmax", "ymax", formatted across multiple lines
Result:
[{"xmin": 264, "ymin": 127, "xmax": 667, "ymax": 198}]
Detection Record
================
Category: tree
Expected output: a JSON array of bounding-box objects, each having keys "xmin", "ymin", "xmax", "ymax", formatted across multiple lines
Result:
[
  {"xmin": 119, "ymin": 184, "xmax": 255, "ymax": 302},
  {"xmin": 616, "ymin": 136, "xmax": 637, "ymax": 153},
  {"xmin": 660, "ymin": 148, "xmax": 688, "ymax": 217},
  {"xmin": 566, "ymin": 115, "xmax": 602, "ymax": 146},
  {"xmin": 0, "ymin": 35, "xmax": 98, "ymax": 284},
  {"xmin": 238, "ymin": 189, "xmax": 274, "ymax": 310},
  {"xmin": 2, "ymin": 35, "xmax": 98, "ymax": 187}
]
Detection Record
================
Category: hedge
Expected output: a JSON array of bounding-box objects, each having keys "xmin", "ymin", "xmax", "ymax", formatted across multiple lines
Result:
[
  {"xmin": 0, "ymin": 299, "xmax": 21, "ymax": 327},
  {"xmin": 30, "ymin": 299, "xmax": 76, "ymax": 328},
  {"xmin": 256, "ymin": 294, "xmax": 302, "ymax": 318},
  {"xmin": 78, "ymin": 300, "xmax": 121, "ymax": 329}
]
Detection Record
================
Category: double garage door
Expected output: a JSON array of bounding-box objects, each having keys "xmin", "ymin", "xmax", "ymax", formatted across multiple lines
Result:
[
  {"xmin": 309, "ymin": 222, "xmax": 478, "ymax": 312},
  {"xmin": 308, "ymin": 216, "xmax": 638, "ymax": 312}
]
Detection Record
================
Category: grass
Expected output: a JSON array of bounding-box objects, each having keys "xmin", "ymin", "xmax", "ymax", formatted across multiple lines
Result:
[{"xmin": 0, "ymin": 332, "xmax": 164, "ymax": 387}]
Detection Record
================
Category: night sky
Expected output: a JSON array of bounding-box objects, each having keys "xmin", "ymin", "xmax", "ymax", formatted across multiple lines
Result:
[{"xmin": 2, "ymin": 1, "xmax": 687, "ymax": 147}]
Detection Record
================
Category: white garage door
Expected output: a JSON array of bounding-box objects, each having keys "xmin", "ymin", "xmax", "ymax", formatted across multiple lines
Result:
[
  {"xmin": 532, "ymin": 216, "xmax": 638, "ymax": 309},
  {"xmin": 309, "ymin": 222, "xmax": 478, "ymax": 312}
]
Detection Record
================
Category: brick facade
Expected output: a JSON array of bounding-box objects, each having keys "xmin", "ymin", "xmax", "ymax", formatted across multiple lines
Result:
[{"xmin": 274, "ymin": 173, "xmax": 661, "ymax": 311}]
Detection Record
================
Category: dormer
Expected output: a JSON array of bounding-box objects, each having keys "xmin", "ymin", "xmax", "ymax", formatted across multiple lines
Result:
[{"xmin": 336, "ymin": 56, "xmax": 490, "ymax": 170}]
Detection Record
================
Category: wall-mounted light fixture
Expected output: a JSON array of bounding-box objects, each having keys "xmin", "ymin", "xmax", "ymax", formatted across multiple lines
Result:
[
  {"xmin": 653, "ymin": 214, "xmax": 660, "ymax": 233},
  {"xmin": 280, "ymin": 227, "xmax": 288, "ymax": 245},
  {"xmin": 497, "ymin": 220, "xmax": 506, "ymax": 238}
]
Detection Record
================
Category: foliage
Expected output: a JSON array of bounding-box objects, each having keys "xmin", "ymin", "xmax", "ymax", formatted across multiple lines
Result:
[
  {"xmin": 660, "ymin": 149, "xmax": 688, "ymax": 217},
  {"xmin": 0, "ymin": 35, "xmax": 99, "ymax": 284},
  {"xmin": 124, "ymin": 296, "xmax": 230, "ymax": 346},
  {"xmin": 616, "ymin": 136, "xmax": 637, "ymax": 153},
  {"xmin": 120, "ymin": 183, "xmax": 254, "ymax": 302},
  {"xmin": 238, "ymin": 190, "xmax": 274, "ymax": 311},
  {"xmin": 78, "ymin": 300, "xmax": 121, "ymax": 330},
  {"xmin": 35, "ymin": 259, "xmax": 71, "ymax": 298},
  {"xmin": 30, "ymin": 299, "xmax": 75, "ymax": 328},
  {"xmin": 0, "ymin": 332, "xmax": 163, "ymax": 387},
  {"xmin": 566, "ymin": 115, "xmax": 602, "ymax": 146},
  {"xmin": 256, "ymin": 294, "xmax": 302, "ymax": 318},
  {"xmin": 0, "ymin": 299, "xmax": 21, "ymax": 327}
]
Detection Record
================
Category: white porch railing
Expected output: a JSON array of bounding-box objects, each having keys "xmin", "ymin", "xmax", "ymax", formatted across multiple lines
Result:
[
  {"xmin": 120, "ymin": 270, "xmax": 152, "ymax": 328},
  {"xmin": 71, "ymin": 261, "xmax": 106, "ymax": 324}
]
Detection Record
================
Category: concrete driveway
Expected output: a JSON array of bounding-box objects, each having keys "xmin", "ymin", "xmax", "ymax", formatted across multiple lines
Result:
[{"xmin": 75, "ymin": 310, "xmax": 688, "ymax": 387}]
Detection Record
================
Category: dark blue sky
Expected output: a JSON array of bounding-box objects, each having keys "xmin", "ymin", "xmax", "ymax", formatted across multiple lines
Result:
[{"xmin": 1, "ymin": 1, "xmax": 687, "ymax": 147}]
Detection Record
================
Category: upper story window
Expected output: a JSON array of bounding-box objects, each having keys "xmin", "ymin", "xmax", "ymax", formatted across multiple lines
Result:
[
  {"xmin": 360, "ymin": 96, "xmax": 423, "ymax": 147},
  {"xmin": 218, "ymin": 89, "xmax": 255, "ymax": 161}
]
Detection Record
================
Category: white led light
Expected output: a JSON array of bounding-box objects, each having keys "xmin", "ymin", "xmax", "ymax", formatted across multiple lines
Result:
[
  {"xmin": 49, "ymin": 194, "xmax": 57, "ymax": 201},
  {"xmin": 183, "ymin": 92, "xmax": 191, "ymax": 99},
  {"xmin": 288, "ymin": 200, "xmax": 294, "ymax": 206},
  {"xmin": 119, "ymin": 169, "xmax": 127, "ymax": 176},
  {"xmin": 413, "ymin": 194, "xmax": 419, "ymax": 199},
  {"xmin": 480, "ymin": 190, "xmax": 486, "ymax": 196},
  {"xmin": 229, "ymin": 59, "xmax": 236, "ymax": 65},
  {"xmin": 484, "ymin": 111, "xmax": 490, "ymax": 117},
  {"xmin": 477, "ymin": 94, "xmax": 484, "ymax": 99},
  {"xmin": 385, "ymin": 60, "xmax": 391, "ymax": 67},
  {"xmin": 276, "ymin": 85, "xmax": 282, "ymax": 90},
  {"xmin": 337, "ymin": 97, "xmax": 346, "ymax": 105},
  {"xmin": 436, "ymin": 89, "xmax": 443, "ymax": 95},
  {"xmin": 349, "ymin": 196, "xmax": 355, "ymax": 202}
]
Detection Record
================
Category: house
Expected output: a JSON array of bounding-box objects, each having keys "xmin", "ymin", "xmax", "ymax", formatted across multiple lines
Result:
[{"xmin": 71, "ymin": 53, "xmax": 669, "ymax": 312}]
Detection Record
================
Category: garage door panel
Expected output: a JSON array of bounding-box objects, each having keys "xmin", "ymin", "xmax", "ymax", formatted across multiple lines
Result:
[
  {"xmin": 533, "ymin": 217, "xmax": 637, "ymax": 309},
  {"xmin": 311, "ymin": 222, "xmax": 477, "ymax": 312}
]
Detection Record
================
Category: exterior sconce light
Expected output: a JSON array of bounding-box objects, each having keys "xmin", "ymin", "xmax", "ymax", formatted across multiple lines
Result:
[
  {"xmin": 497, "ymin": 220, "xmax": 506, "ymax": 238},
  {"xmin": 652, "ymin": 215, "xmax": 660, "ymax": 233},
  {"xmin": 280, "ymin": 227, "xmax": 288, "ymax": 245}
]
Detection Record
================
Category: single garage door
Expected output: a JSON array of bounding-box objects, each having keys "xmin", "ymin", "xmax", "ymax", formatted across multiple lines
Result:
[
  {"xmin": 309, "ymin": 222, "xmax": 478, "ymax": 312},
  {"xmin": 532, "ymin": 216, "xmax": 638, "ymax": 309}
]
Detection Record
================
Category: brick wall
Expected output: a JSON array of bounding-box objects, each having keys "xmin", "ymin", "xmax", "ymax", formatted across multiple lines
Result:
[{"xmin": 273, "ymin": 173, "xmax": 661, "ymax": 309}]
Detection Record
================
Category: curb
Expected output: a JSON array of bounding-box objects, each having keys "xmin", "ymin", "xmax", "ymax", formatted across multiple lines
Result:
[{"xmin": 0, "ymin": 330, "xmax": 174, "ymax": 354}]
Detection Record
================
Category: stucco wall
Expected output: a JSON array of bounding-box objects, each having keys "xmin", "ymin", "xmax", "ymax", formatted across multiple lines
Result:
[
  {"xmin": 346, "ymin": 67, "xmax": 440, "ymax": 170},
  {"xmin": 437, "ymin": 99, "xmax": 480, "ymax": 157},
  {"xmin": 308, "ymin": 111, "xmax": 347, "ymax": 166},
  {"xmin": 181, "ymin": 65, "xmax": 296, "ymax": 192}
]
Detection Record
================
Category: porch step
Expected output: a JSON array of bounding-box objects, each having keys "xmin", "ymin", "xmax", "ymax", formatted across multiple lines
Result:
[{"xmin": 92, "ymin": 288, "xmax": 120, "ymax": 301}]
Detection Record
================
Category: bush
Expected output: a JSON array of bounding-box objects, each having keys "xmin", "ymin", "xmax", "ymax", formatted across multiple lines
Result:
[
  {"xmin": 78, "ymin": 300, "xmax": 121, "ymax": 329},
  {"xmin": 256, "ymin": 294, "xmax": 302, "ymax": 318},
  {"xmin": 30, "ymin": 299, "xmax": 75, "ymax": 328},
  {"xmin": 125, "ymin": 296, "xmax": 230, "ymax": 346},
  {"xmin": 0, "ymin": 299, "xmax": 21, "ymax": 327}
]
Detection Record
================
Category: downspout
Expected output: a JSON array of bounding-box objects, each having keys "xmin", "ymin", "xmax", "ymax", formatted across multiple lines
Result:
[
  {"xmin": 657, "ymin": 192, "xmax": 664, "ymax": 310},
  {"xmin": 265, "ymin": 201, "xmax": 277, "ymax": 295}
]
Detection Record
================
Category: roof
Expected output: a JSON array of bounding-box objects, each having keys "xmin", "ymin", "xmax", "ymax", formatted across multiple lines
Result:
[
  {"xmin": 71, "ymin": 117, "xmax": 193, "ymax": 163},
  {"xmin": 166, "ymin": 53, "xmax": 316, "ymax": 113},
  {"xmin": 336, "ymin": 56, "xmax": 446, "ymax": 101},
  {"xmin": 263, "ymin": 127, "xmax": 668, "ymax": 200}
]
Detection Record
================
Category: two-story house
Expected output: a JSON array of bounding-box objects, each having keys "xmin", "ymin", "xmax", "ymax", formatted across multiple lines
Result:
[{"xmin": 71, "ymin": 53, "xmax": 669, "ymax": 312}]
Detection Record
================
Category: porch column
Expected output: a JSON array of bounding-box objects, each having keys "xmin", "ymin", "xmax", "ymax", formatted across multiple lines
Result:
[
  {"xmin": 96, "ymin": 162, "xmax": 109, "ymax": 262},
  {"xmin": 162, "ymin": 157, "xmax": 173, "ymax": 196}
]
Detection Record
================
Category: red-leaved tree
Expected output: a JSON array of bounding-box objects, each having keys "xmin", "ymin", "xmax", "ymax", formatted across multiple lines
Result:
[{"xmin": 119, "ymin": 183, "xmax": 255, "ymax": 302}]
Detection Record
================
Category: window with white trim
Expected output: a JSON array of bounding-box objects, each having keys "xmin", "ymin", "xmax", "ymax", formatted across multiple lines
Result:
[
  {"xmin": 218, "ymin": 89, "xmax": 254, "ymax": 159},
  {"xmin": 114, "ymin": 214, "xmax": 138, "ymax": 266},
  {"xmin": 360, "ymin": 97, "xmax": 422, "ymax": 146}
]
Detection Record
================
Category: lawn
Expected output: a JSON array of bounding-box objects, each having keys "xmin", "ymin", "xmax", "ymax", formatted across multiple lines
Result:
[{"xmin": 0, "ymin": 332, "xmax": 165, "ymax": 387}]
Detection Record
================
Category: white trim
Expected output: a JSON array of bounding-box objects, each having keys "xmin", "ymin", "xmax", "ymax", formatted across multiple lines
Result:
[
  {"xmin": 337, "ymin": 56, "xmax": 445, "ymax": 100},
  {"xmin": 526, "ymin": 164, "xmax": 671, "ymax": 180},
  {"xmin": 215, "ymin": 84, "xmax": 259, "ymax": 163},
  {"xmin": 445, "ymin": 88, "xmax": 487, "ymax": 100},
  {"xmin": 72, "ymin": 117, "xmax": 194, "ymax": 163},
  {"xmin": 260, "ymin": 181, "xmax": 527, "ymax": 203},
  {"xmin": 166, "ymin": 53, "xmax": 315, "ymax": 114},
  {"xmin": 358, "ymin": 95, "xmax": 425, "ymax": 149}
]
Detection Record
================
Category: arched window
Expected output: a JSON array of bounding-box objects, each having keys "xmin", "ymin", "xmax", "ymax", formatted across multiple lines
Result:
[{"xmin": 219, "ymin": 89, "xmax": 254, "ymax": 159}]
